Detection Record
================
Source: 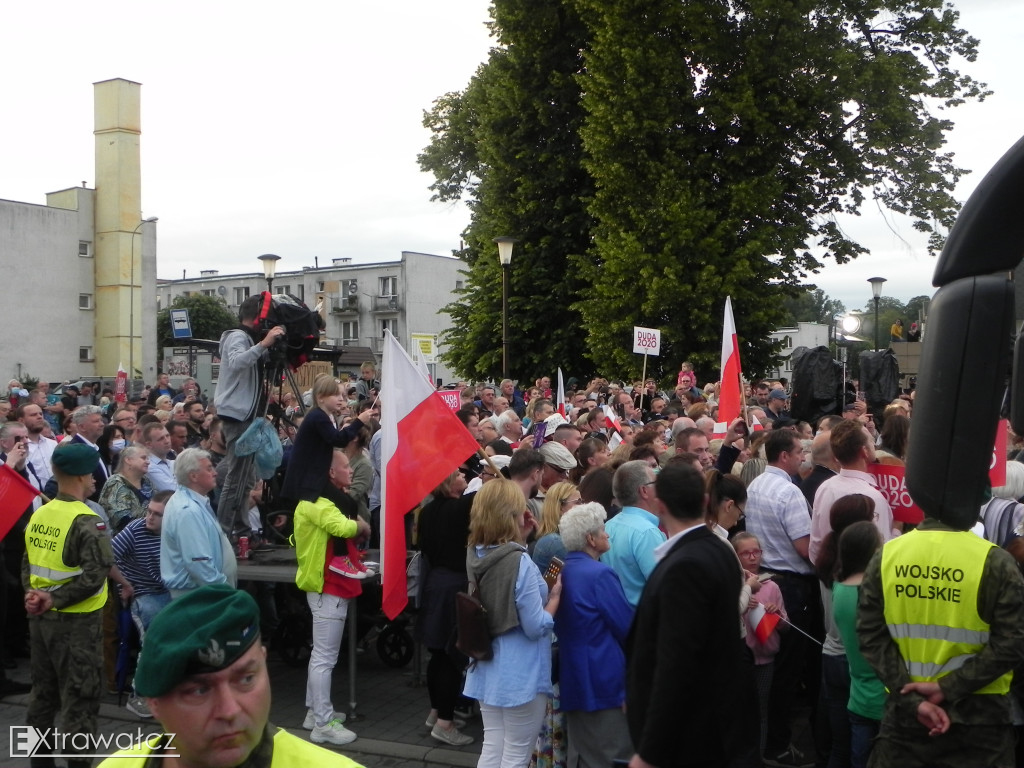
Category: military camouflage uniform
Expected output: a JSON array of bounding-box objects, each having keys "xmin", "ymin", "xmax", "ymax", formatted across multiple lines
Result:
[
  {"xmin": 22, "ymin": 493, "xmax": 114, "ymax": 768},
  {"xmin": 858, "ymin": 518, "xmax": 1024, "ymax": 768}
]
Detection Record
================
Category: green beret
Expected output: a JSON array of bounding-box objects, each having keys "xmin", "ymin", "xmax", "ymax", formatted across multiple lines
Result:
[
  {"xmin": 135, "ymin": 585, "xmax": 261, "ymax": 697},
  {"xmin": 51, "ymin": 443, "xmax": 100, "ymax": 476}
]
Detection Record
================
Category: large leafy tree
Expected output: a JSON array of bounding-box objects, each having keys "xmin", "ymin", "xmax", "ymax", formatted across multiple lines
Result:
[
  {"xmin": 419, "ymin": 0, "xmax": 594, "ymax": 382},
  {"xmin": 423, "ymin": 0, "xmax": 985, "ymax": 382},
  {"xmin": 782, "ymin": 288, "xmax": 847, "ymax": 328},
  {"xmin": 156, "ymin": 294, "xmax": 237, "ymax": 352}
]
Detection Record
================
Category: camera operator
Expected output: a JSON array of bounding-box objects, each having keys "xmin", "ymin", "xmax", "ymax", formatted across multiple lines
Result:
[{"xmin": 213, "ymin": 295, "xmax": 286, "ymax": 540}]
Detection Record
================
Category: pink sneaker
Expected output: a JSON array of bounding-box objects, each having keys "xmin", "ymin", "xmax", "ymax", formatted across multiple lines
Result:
[
  {"xmin": 329, "ymin": 556, "xmax": 369, "ymax": 579},
  {"xmin": 351, "ymin": 556, "xmax": 376, "ymax": 577}
]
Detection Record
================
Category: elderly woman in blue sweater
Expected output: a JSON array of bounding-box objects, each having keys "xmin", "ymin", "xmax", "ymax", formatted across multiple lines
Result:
[
  {"xmin": 464, "ymin": 479, "xmax": 561, "ymax": 768},
  {"xmin": 554, "ymin": 502, "xmax": 634, "ymax": 768}
]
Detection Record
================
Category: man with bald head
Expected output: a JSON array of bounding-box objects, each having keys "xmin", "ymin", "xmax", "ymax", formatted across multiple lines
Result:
[{"xmin": 799, "ymin": 430, "xmax": 839, "ymax": 506}]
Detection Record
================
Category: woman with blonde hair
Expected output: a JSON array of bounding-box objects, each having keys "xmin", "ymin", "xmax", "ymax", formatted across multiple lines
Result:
[
  {"xmin": 531, "ymin": 481, "xmax": 580, "ymax": 571},
  {"xmin": 465, "ymin": 479, "xmax": 561, "ymax": 768},
  {"xmin": 154, "ymin": 394, "xmax": 173, "ymax": 412}
]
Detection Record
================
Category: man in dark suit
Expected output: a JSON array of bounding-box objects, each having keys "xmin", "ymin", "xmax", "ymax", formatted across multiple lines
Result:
[
  {"xmin": 68, "ymin": 405, "xmax": 110, "ymax": 502},
  {"xmin": 625, "ymin": 462, "xmax": 759, "ymax": 768}
]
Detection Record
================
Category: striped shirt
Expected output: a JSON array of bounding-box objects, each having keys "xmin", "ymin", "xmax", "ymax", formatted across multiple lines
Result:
[{"xmin": 112, "ymin": 517, "xmax": 167, "ymax": 597}]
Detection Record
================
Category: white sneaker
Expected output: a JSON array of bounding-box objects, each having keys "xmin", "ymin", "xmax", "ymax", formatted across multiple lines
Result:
[
  {"xmin": 311, "ymin": 718, "xmax": 357, "ymax": 746},
  {"xmin": 126, "ymin": 695, "xmax": 153, "ymax": 719},
  {"xmin": 303, "ymin": 708, "xmax": 345, "ymax": 729},
  {"xmin": 430, "ymin": 722, "xmax": 474, "ymax": 746}
]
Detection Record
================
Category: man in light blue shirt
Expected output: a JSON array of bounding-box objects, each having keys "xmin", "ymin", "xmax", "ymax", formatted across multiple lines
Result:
[
  {"xmin": 601, "ymin": 460, "xmax": 666, "ymax": 606},
  {"xmin": 161, "ymin": 448, "xmax": 236, "ymax": 597},
  {"xmin": 141, "ymin": 423, "xmax": 177, "ymax": 493}
]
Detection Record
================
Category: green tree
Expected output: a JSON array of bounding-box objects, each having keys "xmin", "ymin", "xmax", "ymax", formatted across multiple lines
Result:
[
  {"xmin": 423, "ymin": 0, "xmax": 985, "ymax": 381},
  {"xmin": 419, "ymin": 0, "xmax": 595, "ymax": 382},
  {"xmin": 156, "ymin": 294, "xmax": 237, "ymax": 353},
  {"xmin": 781, "ymin": 288, "xmax": 847, "ymax": 328}
]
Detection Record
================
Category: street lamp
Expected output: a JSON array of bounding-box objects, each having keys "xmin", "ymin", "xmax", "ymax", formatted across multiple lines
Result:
[
  {"xmin": 868, "ymin": 277, "xmax": 887, "ymax": 350},
  {"xmin": 258, "ymin": 253, "xmax": 281, "ymax": 294},
  {"xmin": 130, "ymin": 216, "xmax": 158, "ymax": 396},
  {"xmin": 494, "ymin": 237, "xmax": 518, "ymax": 380}
]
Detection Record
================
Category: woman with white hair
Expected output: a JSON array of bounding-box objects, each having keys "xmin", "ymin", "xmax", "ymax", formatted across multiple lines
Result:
[{"xmin": 554, "ymin": 502, "xmax": 634, "ymax": 768}]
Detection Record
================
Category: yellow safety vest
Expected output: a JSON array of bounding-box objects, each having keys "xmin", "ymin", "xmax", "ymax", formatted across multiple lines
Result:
[
  {"xmin": 25, "ymin": 498, "xmax": 107, "ymax": 614},
  {"xmin": 95, "ymin": 727, "xmax": 365, "ymax": 768},
  {"xmin": 881, "ymin": 528, "xmax": 1010, "ymax": 695}
]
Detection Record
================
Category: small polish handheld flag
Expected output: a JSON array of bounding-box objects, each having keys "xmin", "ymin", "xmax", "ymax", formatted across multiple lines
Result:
[
  {"xmin": 0, "ymin": 464, "xmax": 41, "ymax": 541},
  {"xmin": 601, "ymin": 405, "xmax": 623, "ymax": 450},
  {"xmin": 748, "ymin": 602, "xmax": 781, "ymax": 644},
  {"xmin": 380, "ymin": 331, "xmax": 482, "ymax": 619},
  {"xmin": 714, "ymin": 296, "xmax": 743, "ymax": 436},
  {"xmin": 556, "ymin": 368, "xmax": 566, "ymax": 417}
]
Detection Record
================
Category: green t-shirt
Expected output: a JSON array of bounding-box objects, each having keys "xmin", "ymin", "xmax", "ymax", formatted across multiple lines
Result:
[{"xmin": 833, "ymin": 581, "xmax": 886, "ymax": 720}]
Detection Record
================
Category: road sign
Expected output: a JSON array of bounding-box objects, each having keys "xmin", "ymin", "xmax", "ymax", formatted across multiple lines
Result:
[{"xmin": 170, "ymin": 309, "xmax": 193, "ymax": 339}]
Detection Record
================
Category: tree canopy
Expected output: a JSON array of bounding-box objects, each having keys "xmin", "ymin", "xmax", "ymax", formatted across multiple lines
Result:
[{"xmin": 421, "ymin": 0, "xmax": 985, "ymax": 383}]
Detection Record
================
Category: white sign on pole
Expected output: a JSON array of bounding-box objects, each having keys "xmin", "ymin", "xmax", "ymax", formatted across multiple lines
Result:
[{"xmin": 632, "ymin": 326, "xmax": 661, "ymax": 356}]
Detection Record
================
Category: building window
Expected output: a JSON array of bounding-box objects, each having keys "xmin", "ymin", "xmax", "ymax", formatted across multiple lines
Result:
[
  {"xmin": 342, "ymin": 321, "xmax": 359, "ymax": 345},
  {"xmin": 79, "ymin": 293, "xmax": 93, "ymax": 310},
  {"xmin": 381, "ymin": 318, "xmax": 396, "ymax": 337},
  {"xmin": 79, "ymin": 241, "xmax": 92, "ymax": 257},
  {"xmin": 79, "ymin": 346, "xmax": 94, "ymax": 362},
  {"xmin": 379, "ymin": 276, "xmax": 397, "ymax": 297},
  {"xmin": 234, "ymin": 287, "xmax": 250, "ymax": 305},
  {"xmin": 316, "ymin": 280, "xmax": 325, "ymax": 292},
  {"xmin": 456, "ymin": 280, "xmax": 464, "ymax": 290},
  {"xmin": 276, "ymin": 285, "xmax": 290, "ymax": 295},
  {"xmin": 295, "ymin": 284, "xmax": 304, "ymax": 301},
  {"xmin": 202, "ymin": 289, "xmax": 216, "ymax": 297}
]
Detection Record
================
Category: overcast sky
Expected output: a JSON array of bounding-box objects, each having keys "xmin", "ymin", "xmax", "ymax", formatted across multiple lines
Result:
[{"xmin": 1, "ymin": 0, "xmax": 1019, "ymax": 316}]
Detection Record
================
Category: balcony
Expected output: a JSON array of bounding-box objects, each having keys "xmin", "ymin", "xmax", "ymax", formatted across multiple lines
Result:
[
  {"xmin": 331, "ymin": 296, "xmax": 359, "ymax": 314},
  {"xmin": 372, "ymin": 295, "xmax": 402, "ymax": 313}
]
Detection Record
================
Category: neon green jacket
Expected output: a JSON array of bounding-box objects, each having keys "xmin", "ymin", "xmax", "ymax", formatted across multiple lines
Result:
[{"xmin": 293, "ymin": 496, "xmax": 358, "ymax": 594}]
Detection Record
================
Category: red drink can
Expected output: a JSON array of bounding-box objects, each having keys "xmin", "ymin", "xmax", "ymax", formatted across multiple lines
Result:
[{"xmin": 238, "ymin": 536, "xmax": 249, "ymax": 559}]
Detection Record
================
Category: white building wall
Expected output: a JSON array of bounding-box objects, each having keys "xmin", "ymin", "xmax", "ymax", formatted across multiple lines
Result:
[
  {"xmin": 768, "ymin": 322, "xmax": 831, "ymax": 380},
  {"xmin": 0, "ymin": 196, "xmax": 98, "ymax": 382}
]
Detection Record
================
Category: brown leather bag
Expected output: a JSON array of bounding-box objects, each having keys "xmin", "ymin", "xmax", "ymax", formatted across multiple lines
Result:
[{"xmin": 455, "ymin": 582, "xmax": 493, "ymax": 661}]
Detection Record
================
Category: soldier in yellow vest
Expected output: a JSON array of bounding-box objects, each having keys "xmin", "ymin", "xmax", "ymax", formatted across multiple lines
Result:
[
  {"xmin": 858, "ymin": 511, "xmax": 1024, "ymax": 767},
  {"xmin": 97, "ymin": 584, "xmax": 364, "ymax": 768},
  {"xmin": 22, "ymin": 442, "xmax": 114, "ymax": 768}
]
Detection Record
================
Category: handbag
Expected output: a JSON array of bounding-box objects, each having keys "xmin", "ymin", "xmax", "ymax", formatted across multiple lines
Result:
[{"xmin": 455, "ymin": 581, "xmax": 493, "ymax": 661}]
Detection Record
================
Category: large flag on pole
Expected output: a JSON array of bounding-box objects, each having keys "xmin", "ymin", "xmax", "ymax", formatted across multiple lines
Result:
[
  {"xmin": 0, "ymin": 464, "xmax": 40, "ymax": 541},
  {"xmin": 555, "ymin": 368, "xmax": 566, "ymax": 417},
  {"xmin": 380, "ymin": 331, "xmax": 481, "ymax": 619},
  {"xmin": 714, "ymin": 296, "xmax": 743, "ymax": 435}
]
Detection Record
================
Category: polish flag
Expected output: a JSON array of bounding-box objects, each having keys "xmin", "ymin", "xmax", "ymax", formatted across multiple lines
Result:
[
  {"xmin": 714, "ymin": 296, "xmax": 743, "ymax": 436},
  {"xmin": 0, "ymin": 464, "xmax": 41, "ymax": 541},
  {"xmin": 748, "ymin": 602, "xmax": 781, "ymax": 643},
  {"xmin": 380, "ymin": 331, "xmax": 482, "ymax": 619},
  {"xmin": 556, "ymin": 368, "xmax": 566, "ymax": 417},
  {"xmin": 601, "ymin": 405, "xmax": 623, "ymax": 450}
]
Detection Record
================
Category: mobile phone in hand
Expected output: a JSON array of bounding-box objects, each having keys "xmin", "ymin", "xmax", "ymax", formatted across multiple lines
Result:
[{"xmin": 543, "ymin": 556, "xmax": 564, "ymax": 589}]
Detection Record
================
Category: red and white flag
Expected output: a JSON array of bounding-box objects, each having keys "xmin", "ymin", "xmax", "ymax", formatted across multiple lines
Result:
[
  {"xmin": 714, "ymin": 296, "xmax": 743, "ymax": 435},
  {"xmin": 748, "ymin": 602, "xmax": 781, "ymax": 644},
  {"xmin": 556, "ymin": 368, "xmax": 566, "ymax": 417},
  {"xmin": 601, "ymin": 405, "xmax": 624, "ymax": 450},
  {"xmin": 380, "ymin": 331, "xmax": 481, "ymax": 619}
]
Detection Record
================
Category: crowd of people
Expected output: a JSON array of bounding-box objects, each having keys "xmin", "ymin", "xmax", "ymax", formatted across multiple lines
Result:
[{"xmin": 5, "ymin": 324, "xmax": 1024, "ymax": 768}]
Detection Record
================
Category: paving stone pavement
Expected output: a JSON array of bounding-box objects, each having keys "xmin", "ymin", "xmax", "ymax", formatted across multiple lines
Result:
[{"xmin": 0, "ymin": 635, "xmax": 480, "ymax": 768}]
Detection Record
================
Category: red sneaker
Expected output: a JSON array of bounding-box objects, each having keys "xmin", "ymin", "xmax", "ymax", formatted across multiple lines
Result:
[{"xmin": 328, "ymin": 556, "xmax": 369, "ymax": 579}]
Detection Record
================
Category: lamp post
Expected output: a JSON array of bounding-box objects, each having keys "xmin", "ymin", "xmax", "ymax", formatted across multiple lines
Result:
[
  {"xmin": 494, "ymin": 237, "xmax": 517, "ymax": 380},
  {"xmin": 258, "ymin": 253, "xmax": 281, "ymax": 294},
  {"xmin": 130, "ymin": 216, "xmax": 158, "ymax": 397},
  {"xmin": 868, "ymin": 276, "xmax": 887, "ymax": 350}
]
